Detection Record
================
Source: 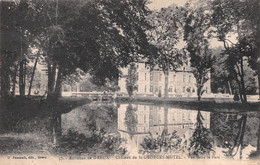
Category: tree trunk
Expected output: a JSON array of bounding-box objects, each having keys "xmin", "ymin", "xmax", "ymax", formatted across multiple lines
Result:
[
  {"xmin": 28, "ymin": 56, "xmax": 39, "ymax": 96},
  {"xmin": 228, "ymin": 80, "xmax": 232, "ymax": 95},
  {"xmin": 1, "ymin": 60, "xmax": 11, "ymax": 98},
  {"xmin": 256, "ymin": 4, "xmax": 260, "ymax": 100},
  {"xmin": 198, "ymin": 94, "xmax": 201, "ymax": 101},
  {"xmin": 164, "ymin": 66, "xmax": 169, "ymax": 99},
  {"xmin": 197, "ymin": 84, "xmax": 202, "ymax": 101},
  {"xmin": 19, "ymin": 60, "xmax": 26, "ymax": 96},
  {"xmin": 54, "ymin": 69, "xmax": 62, "ymax": 98},
  {"xmin": 257, "ymin": 63, "xmax": 260, "ymax": 100},
  {"xmin": 11, "ymin": 64, "xmax": 18, "ymax": 97},
  {"xmin": 47, "ymin": 63, "xmax": 57, "ymax": 98},
  {"xmin": 239, "ymin": 58, "xmax": 247, "ymax": 103}
]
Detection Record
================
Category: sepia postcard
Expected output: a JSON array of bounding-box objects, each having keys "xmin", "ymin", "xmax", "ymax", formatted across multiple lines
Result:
[{"xmin": 0, "ymin": 0, "xmax": 259, "ymax": 165}]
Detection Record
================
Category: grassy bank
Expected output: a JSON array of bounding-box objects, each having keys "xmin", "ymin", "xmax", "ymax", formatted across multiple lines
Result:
[
  {"xmin": 116, "ymin": 96, "xmax": 260, "ymax": 112},
  {"xmin": 0, "ymin": 96, "xmax": 91, "ymax": 133},
  {"xmin": 0, "ymin": 101, "xmax": 123, "ymax": 155}
]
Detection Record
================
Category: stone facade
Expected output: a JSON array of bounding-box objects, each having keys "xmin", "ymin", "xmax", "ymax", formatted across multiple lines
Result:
[{"xmin": 118, "ymin": 62, "xmax": 211, "ymax": 97}]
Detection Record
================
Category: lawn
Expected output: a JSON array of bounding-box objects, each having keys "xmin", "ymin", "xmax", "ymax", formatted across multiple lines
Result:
[{"xmin": 116, "ymin": 96, "xmax": 260, "ymax": 112}]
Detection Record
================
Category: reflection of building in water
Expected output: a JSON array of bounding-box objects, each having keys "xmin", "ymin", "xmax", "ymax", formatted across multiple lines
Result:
[{"xmin": 118, "ymin": 104, "xmax": 210, "ymax": 152}]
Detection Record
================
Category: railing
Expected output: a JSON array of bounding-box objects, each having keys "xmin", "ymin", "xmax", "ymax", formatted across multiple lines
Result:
[{"xmin": 69, "ymin": 92, "xmax": 115, "ymax": 101}]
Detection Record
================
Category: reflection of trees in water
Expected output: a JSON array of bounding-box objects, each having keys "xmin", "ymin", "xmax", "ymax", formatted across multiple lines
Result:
[
  {"xmin": 52, "ymin": 104, "xmax": 126, "ymax": 155},
  {"xmin": 124, "ymin": 104, "xmax": 138, "ymax": 134},
  {"xmin": 140, "ymin": 130, "xmax": 184, "ymax": 154},
  {"xmin": 227, "ymin": 115, "xmax": 247, "ymax": 159},
  {"xmin": 50, "ymin": 112, "xmax": 62, "ymax": 145},
  {"xmin": 54, "ymin": 129, "xmax": 126, "ymax": 155},
  {"xmin": 211, "ymin": 112, "xmax": 252, "ymax": 159},
  {"xmin": 249, "ymin": 112, "xmax": 260, "ymax": 159},
  {"xmin": 211, "ymin": 113, "xmax": 241, "ymax": 149},
  {"xmin": 188, "ymin": 111, "xmax": 214, "ymax": 158}
]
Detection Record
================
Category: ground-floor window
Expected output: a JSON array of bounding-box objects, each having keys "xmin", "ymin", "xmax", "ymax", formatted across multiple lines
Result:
[
  {"xmin": 71, "ymin": 85, "xmax": 77, "ymax": 92},
  {"xmin": 168, "ymin": 87, "xmax": 172, "ymax": 92},
  {"xmin": 63, "ymin": 86, "xmax": 70, "ymax": 92}
]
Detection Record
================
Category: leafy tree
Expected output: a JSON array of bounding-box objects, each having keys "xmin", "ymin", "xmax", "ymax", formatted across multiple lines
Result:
[
  {"xmin": 0, "ymin": 1, "xmax": 34, "ymax": 98},
  {"xmin": 125, "ymin": 63, "xmax": 138, "ymax": 97},
  {"xmin": 210, "ymin": 0, "xmax": 260, "ymax": 102},
  {"xmin": 211, "ymin": 47, "xmax": 232, "ymax": 94},
  {"xmin": 211, "ymin": 48, "xmax": 258, "ymax": 95},
  {"xmin": 73, "ymin": 0, "xmax": 155, "ymax": 86},
  {"xmin": 146, "ymin": 6, "xmax": 184, "ymax": 98},
  {"xmin": 1, "ymin": 0, "xmax": 156, "ymax": 102},
  {"xmin": 183, "ymin": 5, "xmax": 214, "ymax": 101}
]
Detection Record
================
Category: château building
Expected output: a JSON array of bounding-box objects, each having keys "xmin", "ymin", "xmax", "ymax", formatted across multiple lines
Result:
[{"xmin": 118, "ymin": 62, "xmax": 211, "ymax": 97}]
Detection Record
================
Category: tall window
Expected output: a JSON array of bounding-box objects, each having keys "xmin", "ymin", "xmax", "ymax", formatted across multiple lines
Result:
[
  {"xmin": 168, "ymin": 87, "xmax": 172, "ymax": 92},
  {"xmin": 145, "ymin": 85, "xmax": 147, "ymax": 92},
  {"xmin": 183, "ymin": 75, "xmax": 185, "ymax": 82},
  {"xmin": 63, "ymin": 86, "xmax": 69, "ymax": 92},
  {"xmin": 155, "ymin": 86, "xmax": 158, "ymax": 92},
  {"xmin": 150, "ymin": 85, "xmax": 153, "ymax": 92},
  {"xmin": 72, "ymin": 85, "xmax": 77, "ymax": 92},
  {"xmin": 159, "ymin": 73, "xmax": 162, "ymax": 81},
  {"xmin": 183, "ymin": 86, "xmax": 185, "ymax": 93},
  {"xmin": 173, "ymin": 75, "xmax": 176, "ymax": 82},
  {"xmin": 150, "ymin": 72, "xmax": 153, "ymax": 81}
]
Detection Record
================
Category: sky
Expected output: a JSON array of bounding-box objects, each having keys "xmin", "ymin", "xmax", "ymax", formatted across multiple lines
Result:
[{"xmin": 148, "ymin": 0, "xmax": 188, "ymax": 10}]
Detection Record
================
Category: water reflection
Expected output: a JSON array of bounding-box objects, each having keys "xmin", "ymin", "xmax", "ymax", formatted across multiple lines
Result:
[
  {"xmin": 211, "ymin": 112, "xmax": 259, "ymax": 159},
  {"xmin": 53, "ymin": 103, "xmax": 126, "ymax": 155},
  {"xmin": 118, "ymin": 104, "xmax": 211, "ymax": 156},
  {"xmin": 188, "ymin": 110, "xmax": 214, "ymax": 158},
  {"xmin": 7, "ymin": 102, "xmax": 256, "ymax": 159}
]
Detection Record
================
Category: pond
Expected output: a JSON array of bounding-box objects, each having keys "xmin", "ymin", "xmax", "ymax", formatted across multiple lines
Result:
[{"xmin": 0, "ymin": 102, "xmax": 259, "ymax": 160}]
